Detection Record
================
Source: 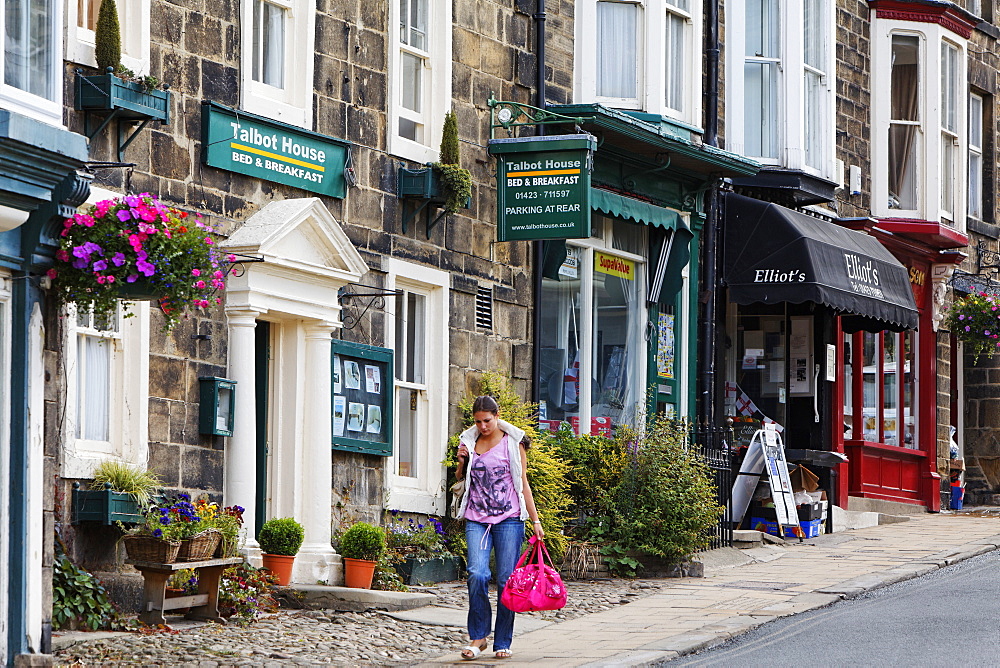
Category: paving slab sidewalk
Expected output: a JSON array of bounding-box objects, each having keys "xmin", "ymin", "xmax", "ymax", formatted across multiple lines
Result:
[{"xmin": 419, "ymin": 513, "xmax": 1000, "ymax": 667}]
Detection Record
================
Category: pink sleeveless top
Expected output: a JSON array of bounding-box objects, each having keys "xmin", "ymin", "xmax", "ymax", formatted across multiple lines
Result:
[{"xmin": 464, "ymin": 434, "xmax": 522, "ymax": 524}]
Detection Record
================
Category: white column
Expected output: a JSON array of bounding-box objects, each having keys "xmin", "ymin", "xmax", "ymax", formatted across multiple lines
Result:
[
  {"xmin": 293, "ymin": 320, "xmax": 341, "ymax": 585},
  {"xmin": 225, "ymin": 308, "xmax": 262, "ymax": 563}
]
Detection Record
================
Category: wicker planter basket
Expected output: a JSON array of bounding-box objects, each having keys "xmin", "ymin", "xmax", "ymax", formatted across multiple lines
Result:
[
  {"xmin": 177, "ymin": 529, "xmax": 222, "ymax": 562},
  {"xmin": 123, "ymin": 535, "xmax": 181, "ymax": 563}
]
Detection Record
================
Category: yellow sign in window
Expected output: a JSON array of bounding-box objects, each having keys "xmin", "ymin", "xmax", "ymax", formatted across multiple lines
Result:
[{"xmin": 595, "ymin": 252, "xmax": 634, "ymax": 280}]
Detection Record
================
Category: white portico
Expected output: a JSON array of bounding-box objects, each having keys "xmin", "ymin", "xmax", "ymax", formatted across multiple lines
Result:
[{"xmin": 220, "ymin": 198, "xmax": 368, "ymax": 585}]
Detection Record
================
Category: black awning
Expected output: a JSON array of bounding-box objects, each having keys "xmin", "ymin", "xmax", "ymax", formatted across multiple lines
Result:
[{"xmin": 723, "ymin": 193, "xmax": 919, "ymax": 332}]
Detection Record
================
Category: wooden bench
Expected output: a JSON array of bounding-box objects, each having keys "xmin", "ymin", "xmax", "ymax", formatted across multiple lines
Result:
[{"xmin": 127, "ymin": 556, "xmax": 245, "ymax": 626}]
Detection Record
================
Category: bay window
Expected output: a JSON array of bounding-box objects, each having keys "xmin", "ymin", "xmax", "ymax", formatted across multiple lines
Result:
[
  {"xmin": 388, "ymin": 0, "xmax": 452, "ymax": 163},
  {"xmin": 2, "ymin": 0, "xmax": 62, "ymax": 122},
  {"xmin": 871, "ymin": 17, "xmax": 968, "ymax": 228},
  {"xmin": 725, "ymin": 0, "xmax": 836, "ymax": 179},
  {"xmin": 240, "ymin": 0, "xmax": 314, "ymax": 128},
  {"xmin": 577, "ymin": 0, "xmax": 702, "ymax": 124},
  {"xmin": 385, "ymin": 259, "xmax": 449, "ymax": 515}
]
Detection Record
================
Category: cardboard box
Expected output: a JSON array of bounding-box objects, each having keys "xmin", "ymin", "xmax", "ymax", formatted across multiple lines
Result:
[{"xmin": 950, "ymin": 458, "xmax": 966, "ymax": 471}]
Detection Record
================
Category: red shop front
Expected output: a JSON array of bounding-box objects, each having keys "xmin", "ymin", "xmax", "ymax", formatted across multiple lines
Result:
[{"xmin": 832, "ymin": 222, "xmax": 966, "ymax": 511}]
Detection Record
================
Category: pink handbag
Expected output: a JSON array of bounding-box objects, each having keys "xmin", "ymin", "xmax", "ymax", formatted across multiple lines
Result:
[{"xmin": 500, "ymin": 536, "xmax": 567, "ymax": 612}]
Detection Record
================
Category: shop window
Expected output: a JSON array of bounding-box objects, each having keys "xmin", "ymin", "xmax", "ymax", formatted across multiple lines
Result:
[
  {"xmin": 2, "ymin": 0, "xmax": 63, "ymax": 123},
  {"xmin": 385, "ymin": 259, "xmax": 449, "ymax": 515},
  {"xmin": 725, "ymin": 0, "xmax": 836, "ymax": 179},
  {"xmin": 240, "ymin": 0, "xmax": 314, "ymax": 128},
  {"xmin": 872, "ymin": 18, "xmax": 968, "ymax": 228},
  {"xmin": 65, "ymin": 0, "xmax": 151, "ymax": 75},
  {"xmin": 538, "ymin": 219, "xmax": 648, "ymax": 435},
  {"xmin": 577, "ymin": 0, "xmax": 702, "ymax": 124},
  {"xmin": 388, "ymin": 0, "xmax": 451, "ymax": 164},
  {"xmin": 843, "ymin": 329, "xmax": 916, "ymax": 448},
  {"xmin": 968, "ymin": 91, "xmax": 984, "ymax": 220}
]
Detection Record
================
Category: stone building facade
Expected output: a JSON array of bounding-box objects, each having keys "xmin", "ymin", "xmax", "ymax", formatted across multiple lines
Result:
[{"xmin": 52, "ymin": 0, "xmax": 573, "ymax": 610}]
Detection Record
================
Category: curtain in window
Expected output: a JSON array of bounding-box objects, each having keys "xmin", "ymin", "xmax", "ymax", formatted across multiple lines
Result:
[
  {"xmin": 969, "ymin": 94, "xmax": 983, "ymax": 219},
  {"xmin": 5, "ymin": 0, "xmax": 55, "ymax": 99},
  {"xmin": 665, "ymin": 10, "xmax": 685, "ymax": 111},
  {"xmin": 253, "ymin": 0, "xmax": 284, "ymax": 88},
  {"xmin": 78, "ymin": 335, "xmax": 110, "ymax": 441},
  {"xmin": 597, "ymin": 1, "xmax": 638, "ymax": 100},
  {"xmin": 888, "ymin": 36, "xmax": 919, "ymax": 210}
]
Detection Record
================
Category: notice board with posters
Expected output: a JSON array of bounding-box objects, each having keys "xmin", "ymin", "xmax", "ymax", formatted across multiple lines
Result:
[
  {"xmin": 488, "ymin": 134, "xmax": 596, "ymax": 241},
  {"xmin": 331, "ymin": 340, "xmax": 394, "ymax": 456}
]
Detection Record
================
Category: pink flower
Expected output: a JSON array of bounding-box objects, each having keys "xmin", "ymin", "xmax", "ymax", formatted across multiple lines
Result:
[
  {"xmin": 195, "ymin": 280, "xmax": 206, "ymax": 289},
  {"xmin": 106, "ymin": 275, "xmax": 115, "ymax": 284},
  {"xmin": 56, "ymin": 250, "xmax": 69, "ymax": 262},
  {"xmin": 226, "ymin": 254, "xmax": 236, "ymax": 262},
  {"xmin": 96, "ymin": 275, "xmax": 107, "ymax": 284},
  {"xmin": 46, "ymin": 268, "xmax": 57, "ymax": 280},
  {"xmin": 204, "ymin": 237, "xmax": 214, "ymax": 245},
  {"xmin": 191, "ymin": 269, "xmax": 201, "ymax": 277}
]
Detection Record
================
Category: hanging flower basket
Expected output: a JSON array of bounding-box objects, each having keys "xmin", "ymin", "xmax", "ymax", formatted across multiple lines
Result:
[
  {"xmin": 945, "ymin": 290, "xmax": 1000, "ymax": 363},
  {"xmin": 50, "ymin": 193, "xmax": 233, "ymax": 330}
]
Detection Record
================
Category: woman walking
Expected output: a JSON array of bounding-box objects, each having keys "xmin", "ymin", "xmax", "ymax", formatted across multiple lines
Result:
[{"xmin": 455, "ymin": 395, "xmax": 543, "ymax": 660}]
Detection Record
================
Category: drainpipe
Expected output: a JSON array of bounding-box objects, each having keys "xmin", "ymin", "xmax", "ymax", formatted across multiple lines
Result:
[
  {"xmin": 700, "ymin": 0, "xmax": 721, "ymax": 425},
  {"xmin": 531, "ymin": 0, "xmax": 547, "ymax": 404}
]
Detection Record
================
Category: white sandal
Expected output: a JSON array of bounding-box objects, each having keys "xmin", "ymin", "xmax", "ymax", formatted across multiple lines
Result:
[
  {"xmin": 461, "ymin": 641, "xmax": 487, "ymax": 660},
  {"xmin": 495, "ymin": 649, "xmax": 513, "ymax": 659}
]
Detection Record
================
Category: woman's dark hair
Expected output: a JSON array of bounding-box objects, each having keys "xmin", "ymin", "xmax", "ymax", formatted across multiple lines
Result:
[{"xmin": 472, "ymin": 395, "xmax": 500, "ymax": 415}]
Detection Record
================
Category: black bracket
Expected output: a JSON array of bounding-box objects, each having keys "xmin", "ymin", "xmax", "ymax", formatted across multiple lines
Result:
[
  {"xmin": 488, "ymin": 94, "xmax": 585, "ymax": 137},
  {"xmin": 977, "ymin": 241, "xmax": 1000, "ymax": 274},
  {"xmin": 222, "ymin": 252, "xmax": 265, "ymax": 279},
  {"xmin": 338, "ymin": 284, "xmax": 403, "ymax": 330}
]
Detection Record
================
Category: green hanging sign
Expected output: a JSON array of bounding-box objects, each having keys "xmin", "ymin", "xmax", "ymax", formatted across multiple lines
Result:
[
  {"xmin": 489, "ymin": 134, "xmax": 596, "ymax": 241},
  {"xmin": 201, "ymin": 102, "xmax": 351, "ymax": 199}
]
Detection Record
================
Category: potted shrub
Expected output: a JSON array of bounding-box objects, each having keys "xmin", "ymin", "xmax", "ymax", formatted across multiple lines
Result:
[
  {"xmin": 72, "ymin": 460, "xmax": 162, "ymax": 525},
  {"xmin": 76, "ymin": 0, "xmax": 171, "ymax": 125},
  {"xmin": 51, "ymin": 193, "xmax": 230, "ymax": 331},
  {"xmin": 397, "ymin": 111, "xmax": 472, "ymax": 228},
  {"xmin": 385, "ymin": 512, "xmax": 460, "ymax": 585},
  {"xmin": 257, "ymin": 517, "xmax": 304, "ymax": 586},
  {"xmin": 338, "ymin": 522, "xmax": 386, "ymax": 589}
]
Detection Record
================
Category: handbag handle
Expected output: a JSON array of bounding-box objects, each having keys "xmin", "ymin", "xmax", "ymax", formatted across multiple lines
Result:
[{"xmin": 529, "ymin": 535, "xmax": 557, "ymax": 570}]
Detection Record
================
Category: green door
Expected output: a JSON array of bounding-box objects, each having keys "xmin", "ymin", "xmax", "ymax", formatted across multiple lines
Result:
[{"xmin": 254, "ymin": 320, "xmax": 270, "ymax": 539}]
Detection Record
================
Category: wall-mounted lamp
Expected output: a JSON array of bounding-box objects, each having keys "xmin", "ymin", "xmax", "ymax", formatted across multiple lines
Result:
[{"xmin": 199, "ymin": 376, "xmax": 237, "ymax": 437}]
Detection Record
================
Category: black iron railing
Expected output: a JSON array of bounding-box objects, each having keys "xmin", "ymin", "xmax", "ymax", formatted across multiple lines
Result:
[{"xmin": 691, "ymin": 423, "xmax": 735, "ymax": 550}]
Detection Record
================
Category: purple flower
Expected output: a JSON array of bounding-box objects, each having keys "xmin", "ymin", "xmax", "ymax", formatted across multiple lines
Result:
[
  {"xmin": 136, "ymin": 260, "xmax": 156, "ymax": 277},
  {"xmin": 111, "ymin": 252, "xmax": 126, "ymax": 267},
  {"xmin": 117, "ymin": 209, "xmax": 134, "ymax": 222},
  {"xmin": 92, "ymin": 259, "xmax": 107, "ymax": 272},
  {"xmin": 72, "ymin": 258, "xmax": 88, "ymax": 269},
  {"xmin": 124, "ymin": 195, "xmax": 141, "ymax": 207},
  {"xmin": 153, "ymin": 529, "xmax": 163, "ymax": 538},
  {"xmin": 126, "ymin": 274, "xmax": 139, "ymax": 283}
]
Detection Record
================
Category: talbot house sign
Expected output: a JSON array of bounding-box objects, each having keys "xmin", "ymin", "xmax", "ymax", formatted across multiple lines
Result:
[
  {"xmin": 201, "ymin": 102, "xmax": 350, "ymax": 199},
  {"xmin": 488, "ymin": 134, "xmax": 596, "ymax": 241}
]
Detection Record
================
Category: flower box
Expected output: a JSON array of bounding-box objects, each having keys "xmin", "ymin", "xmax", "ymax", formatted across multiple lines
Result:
[
  {"xmin": 75, "ymin": 72, "xmax": 170, "ymax": 123},
  {"xmin": 393, "ymin": 556, "xmax": 462, "ymax": 585},
  {"xmin": 397, "ymin": 165, "xmax": 446, "ymax": 202},
  {"xmin": 71, "ymin": 483, "xmax": 144, "ymax": 525}
]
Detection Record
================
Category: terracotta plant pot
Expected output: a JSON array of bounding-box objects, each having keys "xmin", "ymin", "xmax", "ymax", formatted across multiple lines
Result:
[
  {"xmin": 343, "ymin": 557, "xmax": 377, "ymax": 589},
  {"xmin": 261, "ymin": 553, "xmax": 296, "ymax": 586}
]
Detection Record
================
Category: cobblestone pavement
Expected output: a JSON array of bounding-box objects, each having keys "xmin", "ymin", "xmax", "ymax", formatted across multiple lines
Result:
[{"xmin": 54, "ymin": 579, "xmax": 664, "ymax": 667}]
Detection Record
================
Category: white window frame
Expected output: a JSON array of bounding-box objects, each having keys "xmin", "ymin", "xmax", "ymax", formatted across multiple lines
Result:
[
  {"xmin": 0, "ymin": 271, "xmax": 8, "ymax": 663},
  {"xmin": 388, "ymin": 0, "xmax": 452, "ymax": 163},
  {"xmin": 240, "ymin": 0, "xmax": 315, "ymax": 129},
  {"xmin": 60, "ymin": 188, "xmax": 150, "ymax": 479},
  {"xmin": 871, "ymin": 20, "xmax": 968, "ymax": 230},
  {"xmin": 968, "ymin": 91, "xmax": 984, "ymax": 220},
  {"xmin": 384, "ymin": 259, "xmax": 449, "ymax": 515},
  {"xmin": 0, "ymin": 0, "xmax": 64, "ymax": 125},
  {"xmin": 724, "ymin": 0, "xmax": 837, "ymax": 179},
  {"xmin": 65, "ymin": 0, "xmax": 151, "ymax": 75},
  {"xmin": 576, "ymin": 0, "xmax": 702, "ymax": 125}
]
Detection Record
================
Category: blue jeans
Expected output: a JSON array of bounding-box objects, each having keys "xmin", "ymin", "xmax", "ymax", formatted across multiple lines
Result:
[{"xmin": 465, "ymin": 518, "xmax": 525, "ymax": 651}]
